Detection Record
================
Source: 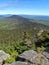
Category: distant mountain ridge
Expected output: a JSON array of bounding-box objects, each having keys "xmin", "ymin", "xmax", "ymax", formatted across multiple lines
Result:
[
  {"xmin": 7, "ymin": 15, "xmax": 27, "ymax": 20},
  {"xmin": 0, "ymin": 14, "xmax": 49, "ymax": 21},
  {"xmin": 0, "ymin": 14, "xmax": 12, "ymax": 18},
  {"xmin": 20, "ymin": 15, "xmax": 49, "ymax": 21}
]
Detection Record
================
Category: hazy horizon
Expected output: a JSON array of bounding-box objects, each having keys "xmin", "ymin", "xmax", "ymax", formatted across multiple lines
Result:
[{"xmin": 0, "ymin": 14, "xmax": 49, "ymax": 16}]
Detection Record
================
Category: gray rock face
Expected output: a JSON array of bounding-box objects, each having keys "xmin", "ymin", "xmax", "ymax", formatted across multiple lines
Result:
[
  {"xmin": 0, "ymin": 50, "xmax": 10, "ymax": 63},
  {"xmin": 43, "ymin": 50, "xmax": 49, "ymax": 59},
  {"xmin": 18, "ymin": 50, "xmax": 49, "ymax": 65},
  {"xmin": 11, "ymin": 61, "xmax": 34, "ymax": 65},
  {"xmin": 18, "ymin": 50, "xmax": 40, "ymax": 64},
  {"xmin": 44, "ymin": 62, "xmax": 49, "ymax": 65},
  {"xmin": 3, "ymin": 64, "xmax": 10, "ymax": 65}
]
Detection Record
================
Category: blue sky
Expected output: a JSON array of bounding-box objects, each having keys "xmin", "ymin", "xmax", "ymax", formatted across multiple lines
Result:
[{"xmin": 0, "ymin": 0, "xmax": 49, "ymax": 15}]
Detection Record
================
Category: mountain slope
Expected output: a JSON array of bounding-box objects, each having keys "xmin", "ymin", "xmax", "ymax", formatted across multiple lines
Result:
[
  {"xmin": 20, "ymin": 15, "xmax": 49, "ymax": 26},
  {"xmin": 0, "ymin": 15, "xmax": 49, "ymax": 30}
]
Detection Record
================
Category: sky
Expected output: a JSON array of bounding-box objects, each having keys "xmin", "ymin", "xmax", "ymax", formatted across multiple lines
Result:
[{"xmin": 0, "ymin": 0, "xmax": 49, "ymax": 15}]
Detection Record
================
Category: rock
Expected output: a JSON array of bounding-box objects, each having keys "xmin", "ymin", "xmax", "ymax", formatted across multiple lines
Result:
[
  {"xmin": 24, "ymin": 41, "xmax": 32, "ymax": 47},
  {"xmin": 43, "ymin": 49, "xmax": 49, "ymax": 59},
  {"xmin": 18, "ymin": 50, "xmax": 40, "ymax": 64},
  {"xmin": 0, "ymin": 50, "xmax": 10, "ymax": 63},
  {"xmin": 44, "ymin": 62, "xmax": 49, "ymax": 65},
  {"xmin": 18, "ymin": 50, "xmax": 49, "ymax": 65},
  {"xmin": 3, "ymin": 64, "xmax": 10, "ymax": 65},
  {"xmin": 37, "ymin": 29, "xmax": 44, "ymax": 36},
  {"xmin": 11, "ymin": 61, "xmax": 34, "ymax": 65}
]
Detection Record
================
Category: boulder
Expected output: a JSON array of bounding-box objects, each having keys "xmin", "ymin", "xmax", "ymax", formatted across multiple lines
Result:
[
  {"xmin": 11, "ymin": 61, "xmax": 34, "ymax": 65},
  {"xmin": 0, "ymin": 50, "xmax": 10, "ymax": 63},
  {"xmin": 18, "ymin": 50, "xmax": 49, "ymax": 65},
  {"xmin": 18, "ymin": 50, "xmax": 40, "ymax": 64}
]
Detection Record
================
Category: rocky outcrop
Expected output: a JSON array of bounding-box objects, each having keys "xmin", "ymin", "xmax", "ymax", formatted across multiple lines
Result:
[
  {"xmin": 3, "ymin": 49, "xmax": 49, "ymax": 65},
  {"xmin": 37, "ymin": 29, "xmax": 44, "ymax": 36},
  {"xmin": 0, "ymin": 50, "xmax": 10, "ymax": 65},
  {"xmin": 11, "ymin": 61, "xmax": 35, "ymax": 65},
  {"xmin": 18, "ymin": 50, "xmax": 49, "ymax": 64},
  {"xmin": 24, "ymin": 41, "xmax": 32, "ymax": 47},
  {"xmin": 18, "ymin": 50, "xmax": 39, "ymax": 64}
]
